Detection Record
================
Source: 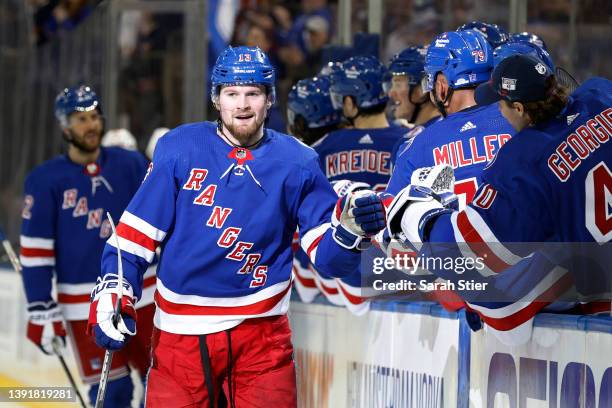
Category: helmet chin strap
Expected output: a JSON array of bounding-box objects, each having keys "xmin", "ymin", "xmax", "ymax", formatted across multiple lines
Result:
[{"xmin": 432, "ymin": 86, "xmax": 454, "ymax": 118}]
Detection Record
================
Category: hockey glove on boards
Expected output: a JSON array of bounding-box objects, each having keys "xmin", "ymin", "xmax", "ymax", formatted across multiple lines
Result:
[
  {"xmin": 26, "ymin": 300, "xmax": 67, "ymax": 355},
  {"xmin": 332, "ymin": 190, "xmax": 386, "ymax": 250},
  {"xmin": 387, "ymin": 165, "xmax": 458, "ymax": 250},
  {"xmin": 87, "ymin": 274, "xmax": 137, "ymax": 350}
]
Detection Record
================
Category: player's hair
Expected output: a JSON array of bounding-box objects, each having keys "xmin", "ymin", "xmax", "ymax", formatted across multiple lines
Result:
[
  {"xmin": 290, "ymin": 115, "xmax": 338, "ymax": 146},
  {"xmin": 521, "ymin": 76, "xmax": 569, "ymax": 124}
]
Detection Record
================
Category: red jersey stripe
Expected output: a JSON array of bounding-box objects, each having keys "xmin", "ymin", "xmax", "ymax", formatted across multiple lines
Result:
[
  {"xmin": 154, "ymin": 283, "xmax": 291, "ymax": 316},
  {"xmin": 116, "ymin": 222, "xmax": 159, "ymax": 252},
  {"xmin": 456, "ymin": 211, "xmax": 511, "ymax": 273},
  {"xmin": 20, "ymin": 247, "xmax": 55, "ymax": 257}
]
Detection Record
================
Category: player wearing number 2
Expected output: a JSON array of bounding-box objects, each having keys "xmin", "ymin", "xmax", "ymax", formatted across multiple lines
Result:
[
  {"xmin": 20, "ymin": 85, "xmax": 155, "ymax": 406},
  {"xmin": 87, "ymin": 46, "xmax": 386, "ymax": 407},
  {"xmin": 387, "ymin": 29, "xmax": 515, "ymax": 205}
]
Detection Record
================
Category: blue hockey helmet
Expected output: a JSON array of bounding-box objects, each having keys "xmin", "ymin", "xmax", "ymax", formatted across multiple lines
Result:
[
  {"xmin": 287, "ymin": 76, "xmax": 341, "ymax": 129},
  {"xmin": 493, "ymin": 40, "xmax": 555, "ymax": 71},
  {"xmin": 329, "ymin": 56, "xmax": 390, "ymax": 110},
  {"xmin": 457, "ymin": 21, "xmax": 509, "ymax": 49},
  {"xmin": 388, "ymin": 46, "xmax": 428, "ymax": 85},
  {"xmin": 54, "ymin": 85, "xmax": 101, "ymax": 128},
  {"xmin": 510, "ymin": 32, "xmax": 549, "ymax": 52},
  {"xmin": 318, "ymin": 61, "xmax": 343, "ymax": 77},
  {"xmin": 211, "ymin": 45, "xmax": 276, "ymax": 103},
  {"xmin": 424, "ymin": 30, "xmax": 493, "ymax": 92}
]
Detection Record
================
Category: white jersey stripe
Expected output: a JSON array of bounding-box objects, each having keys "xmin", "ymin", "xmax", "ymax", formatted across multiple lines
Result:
[
  {"xmin": 20, "ymin": 235, "xmax": 54, "ymax": 249},
  {"xmin": 120, "ymin": 210, "xmax": 167, "ymax": 242}
]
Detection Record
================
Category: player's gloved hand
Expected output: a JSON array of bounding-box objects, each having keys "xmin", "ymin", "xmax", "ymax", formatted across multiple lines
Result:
[
  {"xmin": 387, "ymin": 165, "xmax": 458, "ymax": 249},
  {"xmin": 332, "ymin": 190, "xmax": 386, "ymax": 250},
  {"xmin": 26, "ymin": 300, "xmax": 67, "ymax": 355},
  {"xmin": 87, "ymin": 274, "xmax": 137, "ymax": 351},
  {"xmin": 330, "ymin": 179, "xmax": 371, "ymax": 198}
]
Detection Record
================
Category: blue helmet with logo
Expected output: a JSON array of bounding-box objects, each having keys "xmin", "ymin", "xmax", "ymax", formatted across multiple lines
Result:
[
  {"xmin": 287, "ymin": 76, "xmax": 341, "ymax": 129},
  {"xmin": 424, "ymin": 30, "xmax": 493, "ymax": 92},
  {"xmin": 388, "ymin": 46, "xmax": 428, "ymax": 85},
  {"xmin": 510, "ymin": 32, "xmax": 549, "ymax": 52},
  {"xmin": 54, "ymin": 85, "xmax": 101, "ymax": 128},
  {"xmin": 493, "ymin": 40, "xmax": 555, "ymax": 71},
  {"xmin": 329, "ymin": 56, "xmax": 390, "ymax": 110},
  {"xmin": 211, "ymin": 46, "xmax": 276, "ymax": 103},
  {"xmin": 457, "ymin": 21, "xmax": 509, "ymax": 49}
]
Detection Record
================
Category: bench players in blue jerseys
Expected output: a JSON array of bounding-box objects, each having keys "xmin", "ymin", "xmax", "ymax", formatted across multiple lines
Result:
[
  {"xmin": 20, "ymin": 85, "xmax": 155, "ymax": 406},
  {"xmin": 387, "ymin": 29, "xmax": 515, "ymax": 204},
  {"xmin": 387, "ymin": 55, "xmax": 612, "ymax": 339},
  {"xmin": 87, "ymin": 46, "xmax": 386, "ymax": 407},
  {"xmin": 316, "ymin": 55, "xmax": 407, "ymax": 192}
]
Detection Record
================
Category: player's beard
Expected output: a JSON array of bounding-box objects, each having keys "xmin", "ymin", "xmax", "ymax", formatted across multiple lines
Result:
[
  {"xmin": 66, "ymin": 128, "xmax": 102, "ymax": 153},
  {"xmin": 222, "ymin": 112, "xmax": 266, "ymax": 146}
]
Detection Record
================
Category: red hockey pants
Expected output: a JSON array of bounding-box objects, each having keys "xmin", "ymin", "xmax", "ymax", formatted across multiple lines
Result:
[{"xmin": 145, "ymin": 314, "xmax": 297, "ymax": 408}]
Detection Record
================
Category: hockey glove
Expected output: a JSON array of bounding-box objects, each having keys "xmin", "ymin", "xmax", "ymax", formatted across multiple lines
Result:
[
  {"xmin": 387, "ymin": 165, "xmax": 458, "ymax": 250},
  {"xmin": 87, "ymin": 274, "xmax": 137, "ymax": 351},
  {"xmin": 26, "ymin": 300, "xmax": 67, "ymax": 355},
  {"xmin": 332, "ymin": 190, "xmax": 386, "ymax": 250},
  {"xmin": 330, "ymin": 179, "xmax": 371, "ymax": 198}
]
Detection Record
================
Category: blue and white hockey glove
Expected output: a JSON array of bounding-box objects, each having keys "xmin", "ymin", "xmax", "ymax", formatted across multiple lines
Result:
[
  {"xmin": 387, "ymin": 165, "xmax": 458, "ymax": 250},
  {"xmin": 87, "ymin": 274, "xmax": 137, "ymax": 351},
  {"xmin": 332, "ymin": 190, "xmax": 386, "ymax": 250},
  {"xmin": 26, "ymin": 300, "xmax": 67, "ymax": 355}
]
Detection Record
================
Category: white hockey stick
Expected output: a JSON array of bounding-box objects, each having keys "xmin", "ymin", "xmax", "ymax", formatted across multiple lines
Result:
[
  {"xmin": 0, "ymin": 227, "xmax": 86, "ymax": 408},
  {"xmin": 94, "ymin": 213, "xmax": 124, "ymax": 408}
]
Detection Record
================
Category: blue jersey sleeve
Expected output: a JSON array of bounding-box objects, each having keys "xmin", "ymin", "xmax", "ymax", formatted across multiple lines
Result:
[
  {"xmin": 100, "ymin": 135, "xmax": 177, "ymax": 300},
  {"xmin": 297, "ymin": 155, "xmax": 361, "ymax": 278},
  {"xmin": 20, "ymin": 171, "xmax": 57, "ymax": 303},
  {"xmin": 427, "ymin": 138, "xmax": 553, "ymax": 274}
]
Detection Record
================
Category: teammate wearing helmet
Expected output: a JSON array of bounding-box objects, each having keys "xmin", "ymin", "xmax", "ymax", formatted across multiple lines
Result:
[
  {"xmin": 387, "ymin": 46, "xmax": 441, "ymax": 167},
  {"xmin": 388, "ymin": 29, "xmax": 515, "ymax": 202},
  {"xmin": 287, "ymin": 75, "xmax": 342, "ymax": 145},
  {"xmin": 510, "ymin": 31, "xmax": 549, "ymax": 51},
  {"xmin": 492, "ymin": 40, "xmax": 555, "ymax": 72},
  {"xmin": 388, "ymin": 46, "xmax": 439, "ymax": 126},
  {"xmin": 317, "ymin": 55, "xmax": 406, "ymax": 191},
  {"xmin": 20, "ymin": 85, "xmax": 154, "ymax": 406},
  {"xmin": 88, "ymin": 46, "xmax": 386, "ymax": 407},
  {"xmin": 457, "ymin": 20, "xmax": 509, "ymax": 49}
]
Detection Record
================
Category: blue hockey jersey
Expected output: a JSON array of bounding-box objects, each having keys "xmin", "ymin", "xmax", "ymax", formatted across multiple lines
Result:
[
  {"xmin": 389, "ymin": 116, "xmax": 441, "ymax": 168},
  {"xmin": 313, "ymin": 126, "xmax": 406, "ymax": 191},
  {"xmin": 430, "ymin": 77, "xmax": 612, "ymax": 247},
  {"xmin": 101, "ymin": 122, "xmax": 363, "ymax": 334},
  {"xmin": 426, "ymin": 78, "xmax": 612, "ymax": 313},
  {"xmin": 387, "ymin": 104, "xmax": 515, "ymax": 206},
  {"xmin": 20, "ymin": 147, "xmax": 154, "ymax": 320}
]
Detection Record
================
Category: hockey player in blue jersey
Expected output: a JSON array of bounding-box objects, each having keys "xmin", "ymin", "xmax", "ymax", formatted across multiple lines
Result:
[
  {"xmin": 20, "ymin": 85, "xmax": 155, "ymax": 407},
  {"xmin": 387, "ymin": 29, "xmax": 515, "ymax": 205},
  {"xmin": 287, "ymin": 75, "xmax": 342, "ymax": 146},
  {"xmin": 387, "ymin": 45, "xmax": 441, "ymax": 166},
  {"xmin": 88, "ymin": 46, "xmax": 386, "ymax": 407},
  {"xmin": 387, "ymin": 54, "xmax": 612, "ymax": 336},
  {"xmin": 388, "ymin": 46, "xmax": 439, "ymax": 127},
  {"xmin": 319, "ymin": 55, "xmax": 406, "ymax": 191}
]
